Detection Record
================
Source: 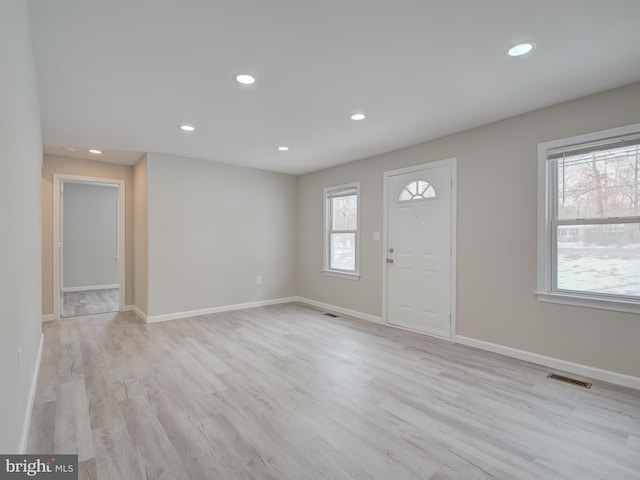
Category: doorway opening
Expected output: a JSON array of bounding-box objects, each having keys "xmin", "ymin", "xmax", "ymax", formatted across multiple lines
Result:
[{"xmin": 53, "ymin": 174, "xmax": 125, "ymax": 319}]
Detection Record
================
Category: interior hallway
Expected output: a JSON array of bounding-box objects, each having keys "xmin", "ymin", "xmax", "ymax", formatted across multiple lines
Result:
[{"xmin": 62, "ymin": 288, "xmax": 119, "ymax": 317}]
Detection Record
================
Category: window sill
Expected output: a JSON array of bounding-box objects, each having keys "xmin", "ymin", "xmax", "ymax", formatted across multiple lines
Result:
[
  {"xmin": 322, "ymin": 269, "xmax": 361, "ymax": 280},
  {"xmin": 535, "ymin": 291, "xmax": 640, "ymax": 314}
]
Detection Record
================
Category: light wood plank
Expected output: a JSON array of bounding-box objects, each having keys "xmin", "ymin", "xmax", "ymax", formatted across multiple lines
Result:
[
  {"xmin": 54, "ymin": 379, "xmax": 95, "ymax": 462},
  {"xmin": 62, "ymin": 289, "xmax": 119, "ymax": 318},
  {"xmin": 27, "ymin": 304, "xmax": 640, "ymax": 480}
]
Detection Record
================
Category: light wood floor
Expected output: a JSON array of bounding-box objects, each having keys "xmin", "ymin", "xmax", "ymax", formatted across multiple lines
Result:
[
  {"xmin": 28, "ymin": 304, "xmax": 640, "ymax": 479},
  {"xmin": 62, "ymin": 288, "xmax": 119, "ymax": 317}
]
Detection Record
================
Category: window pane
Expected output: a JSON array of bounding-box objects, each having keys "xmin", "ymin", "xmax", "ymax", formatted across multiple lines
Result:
[
  {"xmin": 421, "ymin": 184, "xmax": 436, "ymax": 198},
  {"xmin": 399, "ymin": 188, "xmax": 412, "ymax": 201},
  {"xmin": 556, "ymin": 223, "xmax": 640, "ymax": 295},
  {"xmin": 557, "ymin": 145, "xmax": 640, "ymax": 219},
  {"xmin": 399, "ymin": 180, "xmax": 437, "ymax": 202},
  {"xmin": 331, "ymin": 233, "xmax": 355, "ymax": 271},
  {"xmin": 332, "ymin": 195, "xmax": 357, "ymax": 230}
]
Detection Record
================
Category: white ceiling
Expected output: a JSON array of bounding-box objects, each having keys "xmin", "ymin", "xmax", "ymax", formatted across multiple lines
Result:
[{"xmin": 29, "ymin": 0, "xmax": 640, "ymax": 175}]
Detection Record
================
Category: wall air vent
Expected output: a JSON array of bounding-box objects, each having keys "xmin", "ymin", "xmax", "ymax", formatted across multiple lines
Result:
[{"xmin": 547, "ymin": 373, "xmax": 592, "ymax": 389}]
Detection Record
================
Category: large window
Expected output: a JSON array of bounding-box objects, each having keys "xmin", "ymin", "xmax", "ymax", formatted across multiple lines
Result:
[
  {"xmin": 324, "ymin": 183, "xmax": 360, "ymax": 279},
  {"xmin": 537, "ymin": 124, "xmax": 640, "ymax": 312}
]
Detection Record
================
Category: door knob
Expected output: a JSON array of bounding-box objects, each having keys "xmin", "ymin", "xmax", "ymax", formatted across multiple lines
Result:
[{"xmin": 387, "ymin": 258, "xmax": 394, "ymax": 263}]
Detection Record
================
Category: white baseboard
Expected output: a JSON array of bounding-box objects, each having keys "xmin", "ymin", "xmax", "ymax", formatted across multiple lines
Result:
[
  {"xmin": 75, "ymin": 296, "xmax": 640, "ymax": 391},
  {"xmin": 294, "ymin": 297, "xmax": 384, "ymax": 324},
  {"xmin": 145, "ymin": 297, "xmax": 299, "ymax": 323},
  {"xmin": 19, "ymin": 333, "xmax": 44, "ymax": 453},
  {"xmin": 126, "ymin": 305, "xmax": 148, "ymax": 322},
  {"xmin": 41, "ymin": 314, "xmax": 55, "ymax": 322},
  {"xmin": 455, "ymin": 335, "xmax": 640, "ymax": 391},
  {"xmin": 62, "ymin": 284, "xmax": 119, "ymax": 293},
  {"xmin": 290, "ymin": 299, "xmax": 639, "ymax": 390}
]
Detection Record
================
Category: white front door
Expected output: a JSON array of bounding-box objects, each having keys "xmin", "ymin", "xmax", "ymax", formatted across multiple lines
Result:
[{"xmin": 385, "ymin": 160, "xmax": 454, "ymax": 338}]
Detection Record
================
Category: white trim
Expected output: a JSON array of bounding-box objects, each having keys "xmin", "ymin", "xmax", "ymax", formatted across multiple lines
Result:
[
  {"xmin": 127, "ymin": 305, "xmax": 148, "ymax": 322},
  {"xmin": 321, "ymin": 269, "xmax": 361, "ymax": 280},
  {"xmin": 450, "ymin": 161, "xmax": 458, "ymax": 339},
  {"xmin": 383, "ymin": 158, "xmax": 457, "ymax": 339},
  {"xmin": 536, "ymin": 123, "xmax": 640, "ymax": 313},
  {"xmin": 41, "ymin": 314, "xmax": 55, "ymax": 322},
  {"xmin": 539, "ymin": 122, "xmax": 640, "ymax": 156},
  {"xmin": 383, "ymin": 321, "xmax": 454, "ymax": 342},
  {"xmin": 145, "ymin": 297, "xmax": 299, "ymax": 323},
  {"xmin": 295, "ymin": 297, "xmax": 455, "ymax": 340},
  {"xmin": 295, "ymin": 297, "xmax": 384, "ymax": 324},
  {"xmin": 323, "ymin": 182, "xmax": 361, "ymax": 278},
  {"xmin": 144, "ymin": 297, "xmax": 383, "ymax": 325},
  {"xmin": 53, "ymin": 174, "xmax": 126, "ymax": 320},
  {"xmin": 62, "ymin": 284, "xmax": 119, "ymax": 293},
  {"xmin": 535, "ymin": 291, "xmax": 640, "ymax": 314},
  {"xmin": 295, "ymin": 298, "xmax": 639, "ymax": 390},
  {"xmin": 19, "ymin": 333, "xmax": 44, "ymax": 453},
  {"xmin": 455, "ymin": 335, "xmax": 640, "ymax": 391},
  {"xmin": 73, "ymin": 294, "xmax": 640, "ymax": 391},
  {"xmin": 62, "ymin": 180, "xmax": 119, "ymax": 188}
]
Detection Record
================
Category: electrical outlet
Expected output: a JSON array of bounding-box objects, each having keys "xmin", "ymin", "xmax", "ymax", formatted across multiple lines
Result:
[{"xmin": 256, "ymin": 275, "xmax": 262, "ymax": 285}]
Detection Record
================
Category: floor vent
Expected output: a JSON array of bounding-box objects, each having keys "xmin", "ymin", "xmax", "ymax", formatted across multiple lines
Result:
[
  {"xmin": 547, "ymin": 373, "xmax": 592, "ymax": 389},
  {"xmin": 323, "ymin": 313, "xmax": 339, "ymax": 318}
]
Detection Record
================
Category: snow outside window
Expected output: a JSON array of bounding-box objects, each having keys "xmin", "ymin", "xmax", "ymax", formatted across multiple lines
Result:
[
  {"xmin": 537, "ymin": 124, "xmax": 640, "ymax": 313},
  {"xmin": 323, "ymin": 183, "xmax": 360, "ymax": 279}
]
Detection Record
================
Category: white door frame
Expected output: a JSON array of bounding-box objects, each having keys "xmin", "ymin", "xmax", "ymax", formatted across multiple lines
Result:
[
  {"xmin": 52, "ymin": 173, "xmax": 126, "ymax": 319},
  {"xmin": 382, "ymin": 158, "xmax": 457, "ymax": 339}
]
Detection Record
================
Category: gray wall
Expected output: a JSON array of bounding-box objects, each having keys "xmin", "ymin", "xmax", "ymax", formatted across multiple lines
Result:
[
  {"xmin": 145, "ymin": 153, "xmax": 298, "ymax": 317},
  {"xmin": 0, "ymin": 0, "xmax": 43, "ymax": 452},
  {"xmin": 63, "ymin": 183, "xmax": 119, "ymax": 289},
  {"xmin": 298, "ymin": 81, "xmax": 640, "ymax": 378},
  {"xmin": 133, "ymin": 155, "xmax": 149, "ymax": 314},
  {"xmin": 42, "ymin": 155, "xmax": 135, "ymax": 314}
]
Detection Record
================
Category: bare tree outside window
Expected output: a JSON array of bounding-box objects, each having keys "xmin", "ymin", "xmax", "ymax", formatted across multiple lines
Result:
[
  {"xmin": 554, "ymin": 144, "xmax": 640, "ymax": 296},
  {"xmin": 330, "ymin": 194, "xmax": 357, "ymax": 271},
  {"xmin": 324, "ymin": 184, "xmax": 360, "ymax": 276}
]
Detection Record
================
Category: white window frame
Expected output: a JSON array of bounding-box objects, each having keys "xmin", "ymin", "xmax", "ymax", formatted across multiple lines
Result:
[
  {"xmin": 536, "ymin": 123, "xmax": 640, "ymax": 314},
  {"xmin": 323, "ymin": 182, "xmax": 361, "ymax": 280}
]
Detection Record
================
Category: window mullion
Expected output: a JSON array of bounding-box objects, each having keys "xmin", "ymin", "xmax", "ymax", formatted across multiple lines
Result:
[
  {"xmin": 556, "ymin": 217, "xmax": 640, "ymax": 226},
  {"xmin": 324, "ymin": 182, "xmax": 360, "ymax": 277},
  {"xmin": 541, "ymin": 123, "xmax": 640, "ymax": 306}
]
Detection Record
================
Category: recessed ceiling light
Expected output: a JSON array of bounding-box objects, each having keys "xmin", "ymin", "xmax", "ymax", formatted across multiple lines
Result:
[
  {"xmin": 179, "ymin": 124, "xmax": 195, "ymax": 132},
  {"xmin": 235, "ymin": 74, "xmax": 256, "ymax": 85},
  {"xmin": 61, "ymin": 147, "xmax": 76, "ymax": 152},
  {"xmin": 278, "ymin": 146, "xmax": 289, "ymax": 151},
  {"xmin": 350, "ymin": 113, "xmax": 366, "ymax": 121},
  {"xmin": 89, "ymin": 149, "xmax": 102, "ymax": 155},
  {"xmin": 506, "ymin": 41, "xmax": 535, "ymax": 57}
]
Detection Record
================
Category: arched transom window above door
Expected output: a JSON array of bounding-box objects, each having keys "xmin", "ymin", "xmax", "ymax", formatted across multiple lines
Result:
[{"xmin": 399, "ymin": 180, "xmax": 436, "ymax": 201}]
